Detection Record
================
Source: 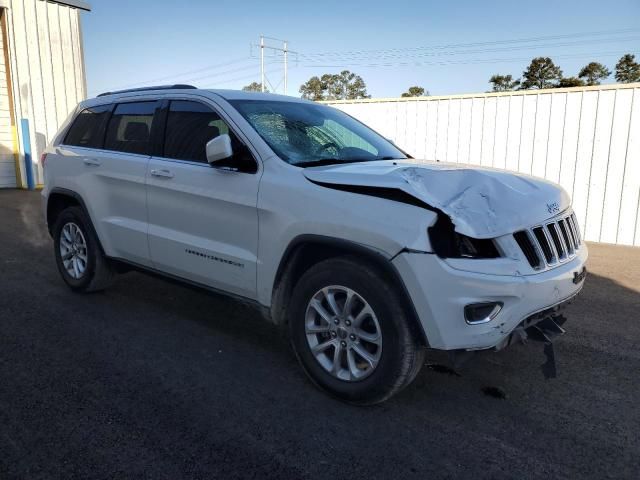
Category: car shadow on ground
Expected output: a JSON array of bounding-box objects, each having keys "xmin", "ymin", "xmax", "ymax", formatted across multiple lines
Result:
[{"xmin": 106, "ymin": 262, "xmax": 638, "ymax": 406}]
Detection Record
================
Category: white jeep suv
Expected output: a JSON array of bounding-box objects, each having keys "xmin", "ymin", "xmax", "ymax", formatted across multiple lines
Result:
[{"xmin": 42, "ymin": 85, "xmax": 587, "ymax": 404}]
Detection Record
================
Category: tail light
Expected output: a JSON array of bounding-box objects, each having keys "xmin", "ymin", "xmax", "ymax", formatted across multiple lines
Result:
[{"xmin": 40, "ymin": 153, "xmax": 48, "ymax": 167}]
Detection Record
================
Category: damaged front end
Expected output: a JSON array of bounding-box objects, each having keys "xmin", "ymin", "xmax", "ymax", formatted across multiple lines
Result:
[
  {"xmin": 427, "ymin": 211, "xmax": 501, "ymax": 260},
  {"xmin": 450, "ymin": 290, "xmax": 582, "ymax": 379},
  {"xmin": 302, "ymin": 159, "xmax": 588, "ymax": 379}
]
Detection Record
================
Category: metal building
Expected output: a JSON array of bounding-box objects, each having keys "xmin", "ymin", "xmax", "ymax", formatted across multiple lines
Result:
[{"xmin": 0, "ymin": 0, "xmax": 90, "ymax": 189}]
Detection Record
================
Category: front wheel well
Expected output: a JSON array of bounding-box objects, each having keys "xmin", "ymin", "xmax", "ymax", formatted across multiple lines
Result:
[{"xmin": 270, "ymin": 236, "xmax": 428, "ymax": 346}]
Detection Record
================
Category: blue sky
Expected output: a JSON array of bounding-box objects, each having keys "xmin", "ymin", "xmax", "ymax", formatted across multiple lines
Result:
[{"xmin": 83, "ymin": 0, "xmax": 640, "ymax": 98}]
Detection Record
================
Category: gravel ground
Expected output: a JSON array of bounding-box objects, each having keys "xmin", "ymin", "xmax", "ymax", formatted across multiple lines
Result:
[{"xmin": 1, "ymin": 189, "xmax": 638, "ymax": 479}]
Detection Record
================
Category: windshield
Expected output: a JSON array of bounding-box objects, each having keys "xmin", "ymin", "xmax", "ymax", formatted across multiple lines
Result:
[{"xmin": 228, "ymin": 100, "xmax": 407, "ymax": 166}]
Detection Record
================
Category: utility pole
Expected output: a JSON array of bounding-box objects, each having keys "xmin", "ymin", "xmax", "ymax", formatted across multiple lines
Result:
[
  {"xmin": 284, "ymin": 41, "xmax": 288, "ymax": 95},
  {"xmin": 260, "ymin": 35, "xmax": 265, "ymax": 92},
  {"xmin": 255, "ymin": 36, "xmax": 297, "ymax": 95}
]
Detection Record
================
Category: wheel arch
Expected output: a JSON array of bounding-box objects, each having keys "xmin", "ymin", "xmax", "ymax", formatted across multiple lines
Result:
[
  {"xmin": 270, "ymin": 234, "xmax": 429, "ymax": 346},
  {"xmin": 47, "ymin": 188, "xmax": 85, "ymax": 234},
  {"xmin": 46, "ymin": 188, "xmax": 106, "ymax": 255}
]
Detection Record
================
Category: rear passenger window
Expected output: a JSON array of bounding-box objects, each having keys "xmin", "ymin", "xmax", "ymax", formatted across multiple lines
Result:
[
  {"xmin": 164, "ymin": 101, "xmax": 227, "ymax": 162},
  {"xmin": 64, "ymin": 105, "xmax": 111, "ymax": 148},
  {"xmin": 104, "ymin": 102, "xmax": 157, "ymax": 155}
]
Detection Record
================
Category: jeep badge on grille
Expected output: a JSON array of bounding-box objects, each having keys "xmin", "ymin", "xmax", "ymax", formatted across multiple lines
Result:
[{"xmin": 547, "ymin": 202, "xmax": 560, "ymax": 214}]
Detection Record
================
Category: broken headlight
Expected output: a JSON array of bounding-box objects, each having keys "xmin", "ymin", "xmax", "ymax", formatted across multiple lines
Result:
[{"xmin": 428, "ymin": 214, "xmax": 501, "ymax": 259}]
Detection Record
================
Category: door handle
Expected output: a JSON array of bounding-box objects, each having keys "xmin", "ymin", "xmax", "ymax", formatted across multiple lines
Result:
[
  {"xmin": 150, "ymin": 169, "xmax": 175, "ymax": 179},
  {"xmin": 83, "ymin": 158, "xmax": 101, "ymax": 167}
]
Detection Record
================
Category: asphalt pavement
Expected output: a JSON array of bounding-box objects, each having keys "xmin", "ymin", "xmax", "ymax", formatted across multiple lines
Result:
[{"xmin": 1, "ymin": 189, "xmax": 638, "ymax": 479}]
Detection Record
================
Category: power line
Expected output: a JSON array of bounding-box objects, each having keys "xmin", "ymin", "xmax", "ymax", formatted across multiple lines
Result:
[
  {"xmin": 206, "ymin": 68, "xmax": 285, "ymax": 87},
  {"xmin": 299, "ymin": 36, "xmax": 639, "ymax": 63},
  {"xmin": 153, "ymin": 59, "xmax": 288, "ymax": 89},
  {"xmin": 298, "ymin": 27, "xmax": 640, "ymax": 60},
  {"xmin": 90, "ymin": 27, "xmax": 638, "ymax": 96},
  {"xmin": 94, "ymin": 57, "xmax": 255, "ymax": 94},
  {"xmin": 178, "ymin": 62, "xmax": 267, "ymax": 83},
  {"xmin": 299, "ymin": 50, "xmax": 633, "ymax": 70}
]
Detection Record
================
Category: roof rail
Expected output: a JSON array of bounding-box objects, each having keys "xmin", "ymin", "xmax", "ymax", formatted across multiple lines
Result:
[{"xmin": 97, "ymin": 84, "xmax": 197, "ymax": 97}]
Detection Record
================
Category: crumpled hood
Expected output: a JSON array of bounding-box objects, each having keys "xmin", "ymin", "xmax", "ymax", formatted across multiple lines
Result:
[{"xmin": 303, "ymin": 160, "xmax": 571, "ymax": 239}]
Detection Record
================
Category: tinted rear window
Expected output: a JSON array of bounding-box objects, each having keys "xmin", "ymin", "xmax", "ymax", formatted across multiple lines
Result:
[
  {"xmin": 64, "ymin": 105, "xmax": 112, "ymax": 148},
  {"xmin": 104, "ymin": 102, "xmax": 157, "ymax": 155}
]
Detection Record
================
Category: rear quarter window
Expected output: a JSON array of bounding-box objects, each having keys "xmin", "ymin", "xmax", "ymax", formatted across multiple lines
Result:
[{"xmin": 64, "ymin": 105, "xmax": 112, "ymax": 148}]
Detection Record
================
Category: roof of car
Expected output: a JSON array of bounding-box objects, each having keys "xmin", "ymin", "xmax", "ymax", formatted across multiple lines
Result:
[
  {"xmin": 91, "ymin": 85, "xmax": 311, "ymax": 105},
  {"xmin": 205, "ymin": 89, "xmax": 311, "ymax": 103}
]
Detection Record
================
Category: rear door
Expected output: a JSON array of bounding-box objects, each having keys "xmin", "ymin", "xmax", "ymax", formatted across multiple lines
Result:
[
  {"xmin": 146, "ymin": 99, "xmax": 260, "ymax": 299},
  {"xmin": 65, "ymin": 100, "xmax": 158, "ymax": 266}
]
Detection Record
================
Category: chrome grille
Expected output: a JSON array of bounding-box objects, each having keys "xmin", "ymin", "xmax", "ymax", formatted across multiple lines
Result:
[{"xmin": 514, "ymin": 211, "xmax": 582, "ymax": 270}]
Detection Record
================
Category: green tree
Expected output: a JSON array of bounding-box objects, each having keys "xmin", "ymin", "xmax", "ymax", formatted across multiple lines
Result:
[
  {"xmin": 324, "ymin": 70, "xmax": 370, "ymax": 100},
  {"xmin": 242, "ymin": 81, "xmax": 268, "ymax": 93},
  {"xmin": 300, "ymin": 70, "xmax": 370, "ymax": 101},
  {"xmin": 578, "ymin": 62, "xmax": 611, "ymax": 86},
  {"xmin": 615, "ymin": 54, "xmax": 640, "ymax": 83},
  {"xmin": 299, "ymin": 76, "xmax": 326, "ymax": 101},
  {"xmin": 489, "ymin": 74, "xmax": 520, "ymax": 92},
  {"xmin": 521, "ymin": 57, "xmax": 563, "ymax": 89},
  {"xmin": 558, "ymin": 77, "xmax": 585, "ymax": 88},
  {"xmin": 401, "ymin": 86, "xmax": 427, "ymax": 97},
  {"xmin": 346, "ymin": 73, "xmax": 370, "ymax": 100}
]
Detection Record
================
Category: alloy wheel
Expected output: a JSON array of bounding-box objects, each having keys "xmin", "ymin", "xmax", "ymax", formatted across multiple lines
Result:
[
  {"xmin": 304, "ymin": 285, "xmax": 382, "ymax": 381},
  {"xmin": 59, "ymin": 222, "xmax": 88, "ymax": 279}
]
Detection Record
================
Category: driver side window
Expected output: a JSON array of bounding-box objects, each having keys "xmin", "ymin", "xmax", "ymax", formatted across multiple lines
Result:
[{"xmin": 163, "ymin": 100, "xmax": 228, "ymax": 163}]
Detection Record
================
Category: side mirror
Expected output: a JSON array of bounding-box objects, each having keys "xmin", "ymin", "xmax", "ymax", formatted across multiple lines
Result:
[{"xmin": 206, "ymin": 134, "xmax": 233, "ymax": 165}]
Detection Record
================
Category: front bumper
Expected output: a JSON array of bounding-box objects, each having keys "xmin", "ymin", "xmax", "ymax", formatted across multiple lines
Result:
[{"xmin": 392, "ymin": 245, "xmax": 588, "ymax": 350}]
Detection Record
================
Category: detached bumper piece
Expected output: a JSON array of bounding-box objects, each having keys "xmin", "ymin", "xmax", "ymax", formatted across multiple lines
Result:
[
  {"xmin": 509, "ymin": 314, "xmax": 567, "ymax": 379},
  {"xmin": 449, "ymin": 299, "xmax": 574, "ymax": 377}
]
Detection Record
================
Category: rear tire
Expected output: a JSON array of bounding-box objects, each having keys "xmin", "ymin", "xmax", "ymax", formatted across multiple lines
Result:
[
  {"xmin": 53, "ymin": 206, "xmax": 115, "ymax": 292},
  {"xmin": 289, "ymin": 256, "xmax": 425, "ymax": 405}
]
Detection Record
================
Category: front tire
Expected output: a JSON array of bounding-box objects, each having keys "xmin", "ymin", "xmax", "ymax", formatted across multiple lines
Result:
[
  {"xmin": 53, "ymin": 206, "xmax": 115, "ymax": 292},
  {"xmin": 289, "ymin": 256, "xmax": 425, "ymax": 405}
]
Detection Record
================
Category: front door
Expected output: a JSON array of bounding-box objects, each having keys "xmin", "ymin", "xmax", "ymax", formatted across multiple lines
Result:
[{"xmin": 146, "ymin": 99, "xmax": 260, "ymax": 299}]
